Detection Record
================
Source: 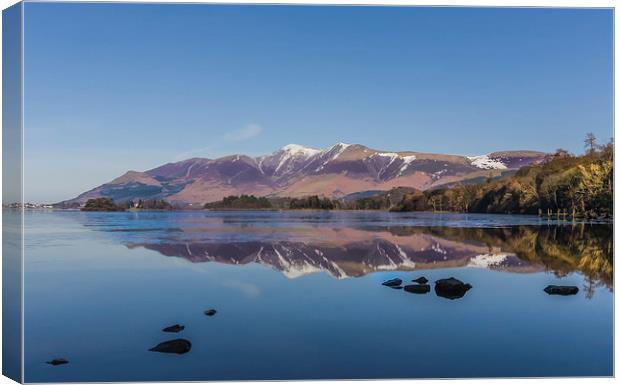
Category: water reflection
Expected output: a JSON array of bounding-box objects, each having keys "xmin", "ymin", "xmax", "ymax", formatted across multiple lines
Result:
[
  {"xmin": 23, "ymin": 211, "xmax": 614, "ymax": 379},
  {"xmin": 122, "ymin": 223, "xmax": 612, "ymax": 294}
]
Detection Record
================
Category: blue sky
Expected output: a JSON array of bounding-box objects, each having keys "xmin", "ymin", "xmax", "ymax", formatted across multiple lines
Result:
[{"xmin": 23, "ymin": 3, "xmax": 613, "ymax": 202}]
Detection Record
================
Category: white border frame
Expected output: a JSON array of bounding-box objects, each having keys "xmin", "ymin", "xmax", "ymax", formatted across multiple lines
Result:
[{"xmin": 0, "ymin": 1, "xmax": 615, "ymax": 385}]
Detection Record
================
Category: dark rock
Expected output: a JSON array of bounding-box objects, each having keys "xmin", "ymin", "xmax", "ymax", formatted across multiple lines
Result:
[
  {"xmin": 544, "ymin": 285, "xmax": 579, "ymax": 296},
  {"xmin": 404, "ymin": 284, "xmax": 430, "ymax": 294},
  {"xmin": 204, "ymin": 309, "xmax": 217, "ymax": 316},
  {"xmin": 412, "ymin": 276, "xmax": 428, "ymax": 284},
  {"xmin": 391, "ymin": 286, "xmax": 403, "ymax": 290},
  {"xmin": 148, "ymin": 339, "xmax": 192, "ymax": 354},
  {"xmin": 46, "ymin": 358, "xmax": 68, "ymax": 366},
  {"xmin": 382, "ymin": 278, "xmax": 402, "ymax": 287},
  {"xmin": 435, "ymin": 277, "xmax": 472, "ymax": 300},
  {"xmin": 162, "ymin": 324, "xmax": 185, "ymax": 333}
]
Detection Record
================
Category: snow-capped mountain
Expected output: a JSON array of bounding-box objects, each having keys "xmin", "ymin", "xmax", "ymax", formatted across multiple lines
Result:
[
  {"xmin": 257, "ymin": 144, "xmax": 322, "ymax": 179},
  {"xmin": 63, "ymin": 143, "xmax": 546, "ymax": 205}
]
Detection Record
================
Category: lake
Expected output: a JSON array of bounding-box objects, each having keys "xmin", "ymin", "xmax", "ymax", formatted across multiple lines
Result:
[{"xmin": 20, "ymin": 210, "xmax": 613, "ymax": 381}]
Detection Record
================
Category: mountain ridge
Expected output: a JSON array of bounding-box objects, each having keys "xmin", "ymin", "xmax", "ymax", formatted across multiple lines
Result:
[{"xmin": 62, "ymin": 143, "xmax": 547, "ymax": 205}]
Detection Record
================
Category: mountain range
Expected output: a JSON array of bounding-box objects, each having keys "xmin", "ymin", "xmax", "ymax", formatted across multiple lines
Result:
[{"xmin": 64, "ymin": 143, "xmax": 546, "ymax": 205}]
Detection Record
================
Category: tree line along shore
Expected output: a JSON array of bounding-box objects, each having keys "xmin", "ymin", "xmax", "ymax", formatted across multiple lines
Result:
[{"xmin": 81, "ymin": 135, "xmax": 613, "ymax": 219}]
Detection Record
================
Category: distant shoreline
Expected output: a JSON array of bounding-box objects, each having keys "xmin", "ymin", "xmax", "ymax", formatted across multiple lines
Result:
[{"xmin": 5, "ymin": 206, "xmax": 612, "ymax": 223}]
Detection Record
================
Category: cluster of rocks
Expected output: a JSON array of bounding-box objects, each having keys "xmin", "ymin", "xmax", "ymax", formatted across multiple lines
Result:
[
  {"xmin": 404, "ymin": 276, "xmax": 431, "ymax": 294},
  {"xmin": 382, "ymin": 276, "xmax": 472, "ymax": 300},
  {"xmin": 47, "ymin": 307, "xmax": 218, "ymax": 365},
  {"xmin": 46, "ymin": 281, "xmax": 581, "ymax": 365},
  {"xmin": 148, "ymin": 308, "xmax": 218, "ymax": 355},
  {"xmin": 382, "ymin": 277, "xmax": 580, "ymax": 299},
  {"xmin": 148, "ymin": 323, "xmax": 191, "ymax": 354}
]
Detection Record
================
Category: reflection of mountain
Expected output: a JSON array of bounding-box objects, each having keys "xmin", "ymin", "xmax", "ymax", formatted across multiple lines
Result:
[
  {"xmin": 126, "ymin": 225, "xmax": 612, "ymax": 289},
  {"xmin": 128, "ymin": 239, "xmax": 530, "ymax": 279}
]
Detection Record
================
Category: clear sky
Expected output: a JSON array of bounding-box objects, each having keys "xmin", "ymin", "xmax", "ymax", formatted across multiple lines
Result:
[{"xmin": 23, "ymin": 3, "xmax": 613, "ymax": 202}]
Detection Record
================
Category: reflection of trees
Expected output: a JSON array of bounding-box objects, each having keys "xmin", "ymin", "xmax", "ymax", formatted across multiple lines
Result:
[
  {"xmin": 382, "ymin": 224, "xmax": 613, "ymax": 292},
  {"xmin": 529, "ymin": 224, "xmax": 612, "ymax": 293}
]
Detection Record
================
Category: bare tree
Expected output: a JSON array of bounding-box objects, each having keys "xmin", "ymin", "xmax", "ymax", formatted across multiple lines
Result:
[{"xmin": 584, "ymin": 132, "xmax": 598, "ymax": 154}]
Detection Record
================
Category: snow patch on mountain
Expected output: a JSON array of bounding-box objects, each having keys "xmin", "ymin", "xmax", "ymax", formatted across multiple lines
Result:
[
  {"xmin": 329, "ymin": 260, "xmax": 348, "ymax": 279},
  {"xmin": 431, "ymin": 169, "xmax": 447, "ymax": 180},
  {"xmin": 280, "ymin": 261, "xmax": 324, "ymax": 279},
  {"xmin": 315, "ymin": 142, "xmax": 351, "ymax": 171},
  {"xmin": 375, "ymin": 152, "xmax": 399, "ymax": 159},
  {"xmin": 281, "ymin": 144, "xmax": 322, "ymax": 157},
  {"xmin": 274, "ymin": 144, "xmax": 322, "ymax": 174},
  {"xmin": 395, "ymin": 245, "xmax": 416, "ymax": 268},
  {"xmin": 329, "ymin": 142, "xmax": 351, "ymax": 160},
  {"xmin": 467, "ymin": 154, "xmax": 507, "ymax": 170},
  {"xmin": 397, "ymin": 155, "xmax": 417, "ymax": 176},
  {"xmin": 370, "ymin": 152, "xmax": 418, "ymax": 178},
  {"xmin": 256, "ymin": 156, "xmax": 266, "ymax": 174},
  {"xmin": 468, "ymin": 253, "xmax": 509, "ymax": 268},
  {"xmin": 372, "ymin": 153, "xmax": 400, "ymax": 177}
]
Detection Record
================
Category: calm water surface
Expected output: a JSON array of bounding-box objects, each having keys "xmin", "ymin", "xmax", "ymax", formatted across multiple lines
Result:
[{"xmin": 21, "ymin": 210, "xmax": 613, "ymax": 381}]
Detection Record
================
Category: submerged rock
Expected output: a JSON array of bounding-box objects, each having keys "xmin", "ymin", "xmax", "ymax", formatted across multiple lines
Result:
[
  {"xmin": 149, "ymin": 339, "xmax": 192, "ymax": 354},
  {"xmin": 46, "ymin": 358, "xmax": 68, "ymax": 366},
  {"xmin": 162, "ymin": 324, "xmax": 185, "ymax": 333},
  {"xmin": 391, "ymin": 286, "xmax": 403, "ymax": 290},
  {"xmin": 544, "ymin": 285, "xmax": 579, "ymax": 296},
  {"xmin": 412, "ymin": 276, "xmax": 428, "ymax": 284},
  {"xmin": 435, "ymin": 277, "xmax": 472, "ymax": 300},
  {"xmin": 204, "ymin": 309, "xmax": 217, "ymax": 316},
  {"xmin": 382, "ymin": 278, "xmax": 402, "ymax": 287},
  {"xmin": 404, "ymin": 284, "xmax": 431, "ymax": 294}
]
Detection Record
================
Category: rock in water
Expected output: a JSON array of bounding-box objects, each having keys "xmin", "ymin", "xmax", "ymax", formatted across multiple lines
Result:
[
  {"xmin": 46, "ymin": 358, "xmax": 68, "ymax": 366},
  {"xmin": 412, "ymin": 276, "xmax": 428, "ymax": 284},
  {"xmin": 544, "ymin": 285, "xmax": 579, "ymax": 296},
  {"xmin": 404, "ymin": 284, "xmax": 431, "ymax": 294},
  {"xmin": 162, "ymin": 324, "xmax": 185, "ymax": 333},
  {"xmin": 435, "ymin": 277, "xmax": 472, "ymax": 300},
  {"xmin": 382, "ymin": 278, "xmax": 402, "ymax": 287},
  {"xmin": 204, "ymin": 309, "xmax": 217, "ymax": 316},
  {"xmin": 148, "ymin": 339, "xmax": 192, "ymax": 354}
]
